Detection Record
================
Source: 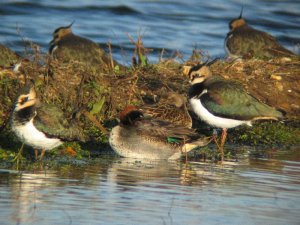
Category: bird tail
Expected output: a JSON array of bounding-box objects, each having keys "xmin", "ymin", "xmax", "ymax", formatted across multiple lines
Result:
[{"xmin": 182, "ymin": 136, "xmax": 211, "ymax": 152}]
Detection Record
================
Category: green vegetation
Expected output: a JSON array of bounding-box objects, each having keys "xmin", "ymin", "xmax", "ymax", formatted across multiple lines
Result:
[{"xmin": 0, "ymin": 39, "xmax": 299, "ymax": 167}]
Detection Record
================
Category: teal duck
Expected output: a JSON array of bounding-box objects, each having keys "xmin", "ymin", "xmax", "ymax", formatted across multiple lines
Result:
[{"xmin": 109, "ymin": 105, "xmax": 210, "ymax": 160}]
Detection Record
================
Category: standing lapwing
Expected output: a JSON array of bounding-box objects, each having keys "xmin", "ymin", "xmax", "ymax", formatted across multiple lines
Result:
[
  {"xmin": 11, "ymin": 83, "xmax": 88, "ymax": 160},
  {"xmin": 187, "ymin": 60, "xmax": 284, "ymax": 161}
]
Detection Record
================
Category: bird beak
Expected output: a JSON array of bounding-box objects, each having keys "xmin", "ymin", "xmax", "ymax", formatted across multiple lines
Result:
[{"xmin": 182, "ymin": 66, "xmax": 192, "ymax": 76}]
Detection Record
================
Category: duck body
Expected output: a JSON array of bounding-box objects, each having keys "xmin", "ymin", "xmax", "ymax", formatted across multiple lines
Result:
[{"xmin": 109, "ymin": 106, "xmax": 210, "ymax": 160}]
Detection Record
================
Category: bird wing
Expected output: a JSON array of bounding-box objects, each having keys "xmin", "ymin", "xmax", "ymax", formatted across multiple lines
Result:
[
  {"xmin": 34, "ymin": 104, "xmax": 87, "ymax": 142},
  {"xmin": 135, "ymin": 117, "xmax": 198, "ymax": 144},
  {"xmin": 54, "ymin": 35, "xmax": 121, "ymax": 68},
  {"xmin": 226, "ymin": 27, "xmax": 294, "ymax": 58},
  {"xmin": 201, "ymin": 79, "xmax": 283, "ymax": 120}
]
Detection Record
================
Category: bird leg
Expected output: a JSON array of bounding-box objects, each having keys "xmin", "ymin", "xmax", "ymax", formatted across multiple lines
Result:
[
  {"xmin": 39, "ymin": 149, "xmax": 46, "ymax": 161},
  {"xmin": 211, "ymin": 129, "xmax": 221, "ymax": 149},
  {"xmin": 211, "ymin": 128, "xmax": 227, "ymax": 162},
  {"xmin": 219, "ymin": 128, "xmax": 228, "ymax": 162},
  {"xmin": 13, "ymin": 143, "xmax": 25, "ymax": 163},
  {"xmin": 34, "ymin": 149, "xmax": 39, "ymax": 160},
  {"xmin": 34, "ymin": 149, "xmax": 46, "ymax": 161}
]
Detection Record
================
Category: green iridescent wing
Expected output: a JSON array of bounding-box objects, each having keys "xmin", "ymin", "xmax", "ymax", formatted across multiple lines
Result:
[
  {"xmin": 201, "ymin": 79, "xmax": 283, "ymax": 120},
  {"xmin": 34, "ymin": 104, "xmax": 87, "ymax": 142}
]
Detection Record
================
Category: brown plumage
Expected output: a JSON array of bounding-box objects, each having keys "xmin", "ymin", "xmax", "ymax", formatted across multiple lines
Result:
[
  {"xmin": 141, "ymin": 92, "xmax": 192, "ymax": 128},
  {"xmin": 225, "ymin": 9, "xmax": 296, "ymax": 59},
  {"xmin": 49, "ymin": 22, "xmax": 124, "ymax": 72},
  {"xmin": 109, "ymin": 106, "xmax": 210, "ymax": 160}
]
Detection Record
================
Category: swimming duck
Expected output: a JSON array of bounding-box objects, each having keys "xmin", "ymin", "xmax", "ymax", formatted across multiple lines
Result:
[
  {"xmin": 187, "ymin": 60, "xmax": 284, "ymax": 160},
  {"xmin": 225, "ymin": 8, "xmax": 296, "ymax": 59},
  {"xmin": 11, "ymin": 83, "xmax": 87, "ymax": 159},
  {"xmin": 142, "ymin": 92, "xmax": 192, "ymax": 128},
  {"xmin": 49, "ymin": 22, "xmax": 122, "ymax": 72},
  {"xmin": 109, "ymin": 105, "xmax": 210, "ymax": 160}
]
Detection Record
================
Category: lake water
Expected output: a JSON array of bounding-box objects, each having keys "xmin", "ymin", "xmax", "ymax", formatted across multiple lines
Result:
[
  {"xmin": 0, "ymin": 0, "xmax": 299, "ymax": 64},
  {"xmin": 1, "ymin": 1, "xmax": 300, "ymax": 224},
  {"xmin": 1, "ymin": 148, "xmax": 300, "ymax": 225}
]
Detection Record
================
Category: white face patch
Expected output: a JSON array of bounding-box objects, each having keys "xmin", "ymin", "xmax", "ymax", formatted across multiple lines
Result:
[
  {"xmin": 51, "ymin": 45, "xmax": 58, "ymax": 55},
  {"xmin": 189, "ymin": 97, "xmax": 252, "ymax": 129}
]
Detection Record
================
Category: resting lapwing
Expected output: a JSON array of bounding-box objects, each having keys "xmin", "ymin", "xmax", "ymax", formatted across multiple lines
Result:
[{"xmin": 225, "ymin": 8, "xmax": 296, "ymax": 59}]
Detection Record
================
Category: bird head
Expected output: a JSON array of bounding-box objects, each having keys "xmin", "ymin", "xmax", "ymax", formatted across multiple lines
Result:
[
  {"xmin": 50, "ymin": 21, "xmax": 74, "ymax": 45},
  {"xmin": 119, "ymin": 105, "xmax": 144, "ymax": 126},
  {"xmin": 229, "ymin": 7, "xmax": 247, "ymax": 31},
  {"xmin": 14, "ymin": 82, "xmax": 37, "ymax": 112},
  {"xmin": 166, "ymin": 92, "xmax": 186, "ymax": 108},
  {"xmin": 188, "ymin": 59, "xmax": 218, "ymax": 85}
]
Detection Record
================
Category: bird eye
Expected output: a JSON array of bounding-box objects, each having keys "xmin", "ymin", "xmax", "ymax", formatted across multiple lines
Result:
[
  {"xmin": 191, "ymin": 73, "xmax": 201, "ymax": 80},
  {"xmin": 20, "ymin": 97, "xmax": 29, "ymax": 105}
]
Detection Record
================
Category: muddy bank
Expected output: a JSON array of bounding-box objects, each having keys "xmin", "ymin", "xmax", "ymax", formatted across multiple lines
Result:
[{"xmin": 0, "ymin": 45, "xmax": 299, "ymax": 162}]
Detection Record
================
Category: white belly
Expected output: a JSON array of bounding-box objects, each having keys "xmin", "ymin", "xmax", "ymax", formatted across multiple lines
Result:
[
  {"xmin": 12, "ymin": 119, "xmax": 63, "ymax": 150},
  {"xmin": 190, "ymin": 98, "xmax": 252, "ymax": 129}
]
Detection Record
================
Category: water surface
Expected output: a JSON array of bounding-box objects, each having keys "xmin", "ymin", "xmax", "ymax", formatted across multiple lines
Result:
[
  {"xmin": 1, "ymin": 1, "xmax": 300, "ymax": 224},
  {"xmin": 0, "ymin": 148, "xmax": 300, "ymax": 225},
  {"xmin": 0, "ymin": 0, "xmax": 299, "ymax": 63}
]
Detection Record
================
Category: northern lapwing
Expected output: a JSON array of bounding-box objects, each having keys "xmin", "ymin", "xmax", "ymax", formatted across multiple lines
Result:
[
  {"xmin": 49, "ymin": 22, "xmax": 122, "ymax": 72},
  {"xmin": 11, "ymin": 83, "xmax": 88, "ymax": 160},
  {"xmin": 225, "ymin": 8, "xmax": 296, "ymax": 59},
  {"xmin": 109, "ymin": 105, "xmax": 210, "ymax": 160},
  {"xmin": 187, "ymin": 60, "xmax": 284, "ymax": 161}
]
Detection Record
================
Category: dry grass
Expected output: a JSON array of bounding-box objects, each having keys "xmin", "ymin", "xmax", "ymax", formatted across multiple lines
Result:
[{"xmin": 0, "ymin": 35, "xmax": 299, "ymax": 142}]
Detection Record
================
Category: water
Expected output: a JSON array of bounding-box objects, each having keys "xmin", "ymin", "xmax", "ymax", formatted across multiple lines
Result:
[
  {"xmin": 0, "ymin": 0, "xmax": 299, "ymax": 64},
  {"xmin": 1, "ymin": 149, "xmax": 300, "ymax": 225},
  {"xmin": 1, "ymin": 1, "xmax": 300, "ymax": 224}
]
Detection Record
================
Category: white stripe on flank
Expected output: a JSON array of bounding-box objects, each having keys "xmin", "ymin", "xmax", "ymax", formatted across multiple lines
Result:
[
  {"xmin": 190, "ymin": 97, "xmax": 252, "ymax": 129},
  {"xmin": 12, "ymin": 118, "xmax": 62, "ymax": 150}
]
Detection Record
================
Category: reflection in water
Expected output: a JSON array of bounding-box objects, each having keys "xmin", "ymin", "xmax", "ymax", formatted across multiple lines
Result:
[{"xmin": 0, "ymin": 151, "xmax": 300, "ymax": 225}]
